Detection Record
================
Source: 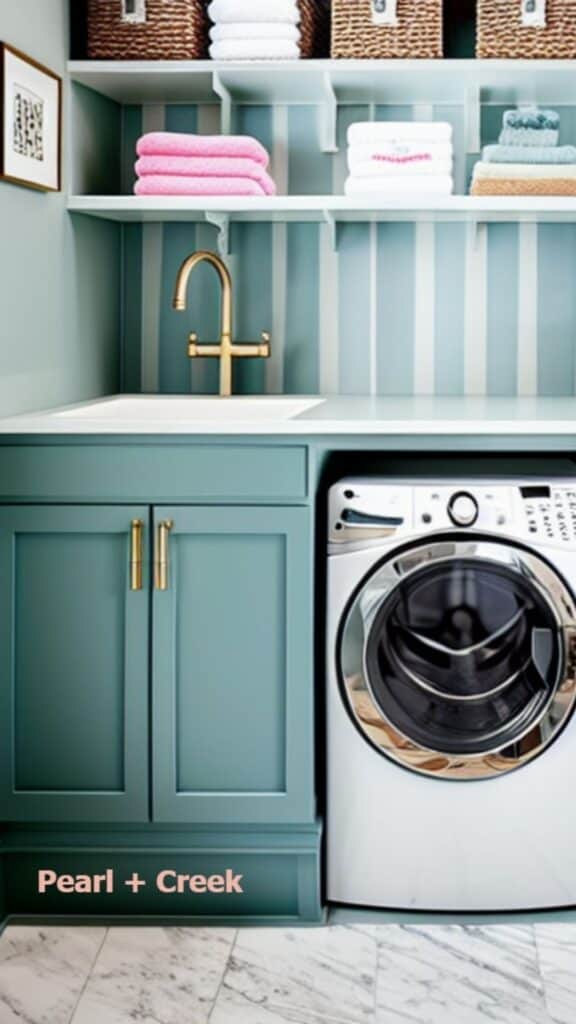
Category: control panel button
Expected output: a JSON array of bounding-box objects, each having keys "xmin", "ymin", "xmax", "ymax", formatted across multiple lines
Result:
[{"xmin": 448, "ymin": 492, "xmax": 479, "ymax": 527}]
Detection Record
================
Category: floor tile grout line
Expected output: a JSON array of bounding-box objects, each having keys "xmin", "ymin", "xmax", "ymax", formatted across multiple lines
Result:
[
  {"xmin": 207, "ymin": 928, "xmax": 239, "ymax": 1023},
  {"xmin": 68, "ymin": 927, "xmax": 109, "ymax": 1024}
]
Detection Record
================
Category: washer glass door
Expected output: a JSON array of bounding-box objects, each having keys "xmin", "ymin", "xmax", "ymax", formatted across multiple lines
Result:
[{"xmin": 340, "ymin": 540, "xmax": 576, "ymax": 779}]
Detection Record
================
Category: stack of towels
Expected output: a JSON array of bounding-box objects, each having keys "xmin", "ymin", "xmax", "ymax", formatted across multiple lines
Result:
[
  {"xmin": 471, "ymin": 107, "xmax": 576, "ymax": 196},
  {"xmin": 345, "ymin": 122, "xmax": 454, "ymax": 198},
  {"xmin": 208, "ymin": 0, "xmax": 301, "ymax": 61},
  {"xmin": 134, "ymin": 132, "xmax": 277, "ymax": 197}
]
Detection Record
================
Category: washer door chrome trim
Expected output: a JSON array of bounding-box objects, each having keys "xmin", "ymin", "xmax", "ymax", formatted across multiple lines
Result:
[{"xmin": 338, "ymin": 538, "xmax": 576, "ymax": 780}]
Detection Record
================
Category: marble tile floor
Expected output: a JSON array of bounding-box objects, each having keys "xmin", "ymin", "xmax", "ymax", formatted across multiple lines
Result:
[{"xmin": 0, "ymin": 920, "xmax": 575, "ymax": 1024}]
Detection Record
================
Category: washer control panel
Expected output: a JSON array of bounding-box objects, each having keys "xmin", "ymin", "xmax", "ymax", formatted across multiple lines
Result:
[
  {"xmin": 329, "ymin": 479, "xmax": 576, "ymax": 548},
  {"xmin": 522, "ymin": 485, "xmax": 576, "ymax": 542},
  {"xmin": 414, "ymin": 487, "xmax": 511, "ymax": 534}
]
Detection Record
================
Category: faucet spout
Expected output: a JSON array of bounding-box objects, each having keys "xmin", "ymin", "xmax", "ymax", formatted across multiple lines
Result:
[
  {"xmin": 173, "ymin": 250, "xmax": 233, "ymax": 336},
  {"xmin": 172, "ymin": 249, "xmax": 270, "ymax": 398}
]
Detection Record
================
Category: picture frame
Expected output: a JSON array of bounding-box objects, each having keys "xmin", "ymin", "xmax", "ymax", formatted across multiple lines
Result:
[{"xmin": 0, "ymin": 43, "xmax": 62, "ymax": 193}]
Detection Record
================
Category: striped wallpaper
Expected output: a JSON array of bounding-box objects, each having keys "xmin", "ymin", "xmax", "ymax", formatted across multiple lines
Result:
[{"xmin": 120, "ymin": 101, "xmax": 576, "ymax": 398}]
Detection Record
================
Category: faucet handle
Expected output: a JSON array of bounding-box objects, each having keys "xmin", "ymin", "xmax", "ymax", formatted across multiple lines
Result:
[
  {"xmin": 188, "ymin": 332, "xmax": 199, "ymax": 357},
  {"xmin": 260, "ymin": 331, "xmax": 271, "ymax": 358}
]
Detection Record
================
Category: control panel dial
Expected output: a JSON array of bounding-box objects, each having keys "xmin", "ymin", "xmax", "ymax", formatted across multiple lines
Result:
[{"xmin": 448, "ymin": 492, "xmax": 479, "ymax": 527}]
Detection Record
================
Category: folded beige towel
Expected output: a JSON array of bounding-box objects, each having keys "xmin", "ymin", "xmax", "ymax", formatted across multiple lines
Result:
[
  {"xmin": 472, "ymin": 178, "xmax": 576, "ymax": 196},
  {"xmin": 472, "ymin": 162, "xmax": 576, "ymax": 181}
]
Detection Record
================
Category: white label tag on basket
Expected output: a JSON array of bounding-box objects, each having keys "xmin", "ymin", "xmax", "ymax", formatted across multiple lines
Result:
[
  {"xmin": 521, "ymin": 0, "xmax": 547, "ymax": 28},
  {"xmin": 121, "ymin": 0, "xmax": 147, "ymax": 24},
  {"xmin": 371, "ymin": 0, "xmax": 399, "ymax": 27}
]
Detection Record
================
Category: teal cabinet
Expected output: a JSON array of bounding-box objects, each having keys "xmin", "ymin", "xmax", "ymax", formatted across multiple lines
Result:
[
  {"xmin": 0, "ymin": 507, "xmax": 150, "ymax": 823},
  {"xmin": 152, "ymin": 506, "xmax": 315, "ymax": 825},
  {"xmin": 0, "ymin": 500, "xmax": 314, "ymax": 828}
]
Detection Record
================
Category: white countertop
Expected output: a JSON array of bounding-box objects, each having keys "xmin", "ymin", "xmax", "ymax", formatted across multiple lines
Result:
[{"xmin": 2, "ymin": 395, "xmax": 576, "ymax": 436}]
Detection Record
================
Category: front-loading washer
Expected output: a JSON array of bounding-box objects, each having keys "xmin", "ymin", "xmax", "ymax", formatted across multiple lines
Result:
[{"xmin": 327, "ymin": 477, "xmax": 576, "ymax": 911}]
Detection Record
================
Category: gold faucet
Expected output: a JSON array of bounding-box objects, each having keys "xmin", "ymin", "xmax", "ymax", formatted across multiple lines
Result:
[{"xmin": 172, "ymin": 250, "xmax": 271, "ymax": 398}]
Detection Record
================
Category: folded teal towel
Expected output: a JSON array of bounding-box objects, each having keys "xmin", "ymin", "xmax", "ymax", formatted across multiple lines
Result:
[
  {"xmin": 483, "ymin": 144, "xmax": 576, "ymax": 164},
  {"xmin": 503, "ymin": 107, "xmax": 560, "ymax": 131},
  {"xmin": 499, "ymin": 127, "xmax": 559, "ymax": 148}
]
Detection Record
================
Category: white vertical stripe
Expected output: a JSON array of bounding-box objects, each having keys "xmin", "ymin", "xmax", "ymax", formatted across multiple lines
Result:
[
  {"xmin": 197, "ymin": 102, "xmax": 220, "ymax": 136},
  {"xmin": 196, "ymin": 104, "xmax": 223, "ymax": 394},
  {"xmin": 413, "ymin": 103, "xmax": 433, "ymax": 122},
  {"xmin": 270, "ymin": 105, "xmax": 289, "ymax": 394},
  {"xmin": 464, "ymin": 222, "xmax": 488, "ymax": 396},
  {"xmin": 369, "ymin": 221, "xmax": 378, "ymax": 397},
  {"xmin": 414, "ymin": 223, "xmax": 436, "ymax": 395},
  {"xmin": 517, "ymin": 223, "xmax": 538, "ymax": 397},
  {"xmin": 368, "ymin": 103, "xmax": 378, "ymax": 396},
  {"xmin": 333, "ymin": 108, "xmax": 352, "ymax": 195},
  {"xmin": 319, "ymin": 144, "xmax": 340, "ymax": 395},
  {"xmin": 319, "ymin": 226, "xmax": 339, "ymax": 394},
  {"xmin": 141, "ymin": 104, "xmax": 165, "ymax": 393},
  {"xmin": 412, "ymin": 104, "xmax": 436, "ymax": 396}
]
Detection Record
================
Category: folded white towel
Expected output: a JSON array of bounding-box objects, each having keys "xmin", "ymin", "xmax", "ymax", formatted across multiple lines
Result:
[
  {"xmin": 349, "ymin": 159, "xmax": 453, "ymax": 177},
  {"xmin": 345, "ymin": 175, "xmax": 454, "ymax": 196},
  {"xmin": 210, "ymin": 21, "xmax": 301, "ymax": 41},
  {"xmin": 210, "ymin": 38, "xmax": 300, "ymax": 59},
  {"xmin": 208, "ymin": 0, "xmax": 299, "ymax": 24},
  {"xmin": 348, "ymin": 142, "xmax": 453, "ymax": 171},
  {"xmin": 348, "ymin": 122, "xmax": 453, "ymax": 146},
  {"xmin": 473, "ymin": 161, "xmax": 576, "ymax": 181}
]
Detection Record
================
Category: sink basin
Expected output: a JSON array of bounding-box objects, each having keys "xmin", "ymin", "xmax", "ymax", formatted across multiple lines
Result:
[{"xmin": 55, "ymin": 396, "xmax": 324, "ymax": 423}]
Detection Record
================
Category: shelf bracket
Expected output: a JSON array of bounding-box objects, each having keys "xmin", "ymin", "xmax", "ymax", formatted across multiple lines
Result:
[
  {"xmin": 205, "ymin": 211, "xmax": 230, "ymax": 257},
  {"xmin": 323, "ymin": 209, "xmax": 338, "ymax": 251},
  {"xmin": 465, "ymin": 83, "xmax": 481, "ymax": 155},
  {"xmin": 320, "ymin": 71, "xmax": 338, "ymax": 154},
  {"xmin": 213, "ymin": 71, "xmax": 233, "ymax": 136}
]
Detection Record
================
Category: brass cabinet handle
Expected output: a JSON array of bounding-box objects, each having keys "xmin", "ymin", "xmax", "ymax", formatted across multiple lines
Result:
[
  {"xmin": 155, "ymin": 520, "xmax": 174, "ymax": 591},
  {"xmin": 130, "ymin": 519, "xmax": 144, "ymax": 592}
]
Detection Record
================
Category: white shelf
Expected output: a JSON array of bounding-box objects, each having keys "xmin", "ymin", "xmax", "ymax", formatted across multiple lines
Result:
[
  {"xmin": 67, "ymin": 194, "xmax": 576, "ymax": 253},
  {"xmin": 68, "ymin": 195, "xmax": 576, "ymax": 224},
  {"xmin": 69, "ymin": 58, "xmax": 576, "ymax": 107}
]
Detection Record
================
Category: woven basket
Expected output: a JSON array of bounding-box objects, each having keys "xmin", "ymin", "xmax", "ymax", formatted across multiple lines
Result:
[
  {"xmin": 477, "ymin": 0, "xmax": 576, "ymax": 59},
  {"xmin": 87, "ymin": 0, "xmax": 209, "ymax": 60},
  {"xmin": 300, "ymin": 0, "xmax": 331, "ymax": 58},
  {"xmin": 331, "ymin": 0, "xmax": 443, "ymax": 59}
]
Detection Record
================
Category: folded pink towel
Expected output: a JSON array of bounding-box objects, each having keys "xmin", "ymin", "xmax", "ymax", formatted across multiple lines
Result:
[
  {"xmin": 134, "ymin": 175, "xmax": 270, "ymax": 196},
  {"xmin": 137, "ymin": 132, "xmax": 269, "ymax": 167},
  {"xmin": 135, "ymin": 155, "xmax": 276, "ymax": 195}
]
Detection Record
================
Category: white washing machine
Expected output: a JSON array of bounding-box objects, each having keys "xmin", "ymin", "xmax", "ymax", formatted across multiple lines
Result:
[{"xmin": 327, "ymin": 477, "xmax": 576, "ymax": 911}]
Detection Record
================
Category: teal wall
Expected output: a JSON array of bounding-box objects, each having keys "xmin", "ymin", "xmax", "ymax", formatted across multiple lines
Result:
[
  {"xmin": 0, "ymin": 0, "xmax": 120, "ymax": 418},
  {"xmin": 121, "ymin": 101, "xmax": 576, "ymax": 398}
]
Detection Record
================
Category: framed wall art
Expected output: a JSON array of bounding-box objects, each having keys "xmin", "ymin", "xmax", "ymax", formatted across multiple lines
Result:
[{"xmin": 0, "ymin": 43, "xmax": 62, "ymax": 192}]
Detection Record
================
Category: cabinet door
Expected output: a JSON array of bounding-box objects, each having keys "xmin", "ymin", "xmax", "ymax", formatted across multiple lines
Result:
[
  {"xmin": 0, "ymin": 507, "xmax": 150, "ymax": 823},
  {"xmin": 152, "ymin": 506, "xmax": 314, "ymax": 825}
]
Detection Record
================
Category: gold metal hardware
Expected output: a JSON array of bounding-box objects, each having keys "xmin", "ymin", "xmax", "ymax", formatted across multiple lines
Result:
[
  {"xmin": 172, "ymin": 250, "xmax": 271, "ymax": 398},
  {"xmin": 130, "ymin": 519, "xmax": 144, "ymax": 592},
  {"xmin": 155, "ymin": 520, "xmax": 174, "ymax": 591}
]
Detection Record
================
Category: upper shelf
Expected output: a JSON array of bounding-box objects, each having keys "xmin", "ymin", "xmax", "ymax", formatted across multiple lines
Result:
[
  {"xmin": 67, "ymin": 194, "xmax": 576, "ymax": 237},
  {"xmin": 68, "ymin": 58, "xmax": 576, "ymax": 107}
]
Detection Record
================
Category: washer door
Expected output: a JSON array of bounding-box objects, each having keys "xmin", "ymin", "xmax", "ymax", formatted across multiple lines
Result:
[{"xmin": 339, "ymin": 539, "xmax": 576, "ymax": 779}]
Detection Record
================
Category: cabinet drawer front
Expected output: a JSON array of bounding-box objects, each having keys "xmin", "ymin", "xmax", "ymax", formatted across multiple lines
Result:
[
  {"xmin": 0, "ymin": 445, "xmax": 308, "ymax": 503},
  {"xmin": 0, "ymin": 506, "xmax": 150, "ymax": 823}
]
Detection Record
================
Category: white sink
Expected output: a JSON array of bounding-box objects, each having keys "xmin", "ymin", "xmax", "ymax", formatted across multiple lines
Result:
[{"xmin": 55, "ymin": 396, "xmax": 324, "ymax": 423}]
